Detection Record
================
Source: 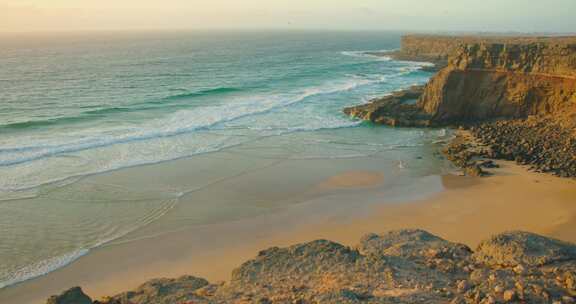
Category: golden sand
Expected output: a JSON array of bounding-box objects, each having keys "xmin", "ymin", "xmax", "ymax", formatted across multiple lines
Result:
[
  {"xmin": 2, "ymin": 161, "xmax": 575, "ymax": 304},
  {"xmin": 316, "ymin": 171, "xmax": 385, "ymax": 189}
]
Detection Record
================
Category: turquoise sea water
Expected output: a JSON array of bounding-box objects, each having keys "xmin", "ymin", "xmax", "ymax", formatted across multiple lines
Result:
[{"xmin": 0, "ymin": 31, "xmax": 442, "ymax": 290}]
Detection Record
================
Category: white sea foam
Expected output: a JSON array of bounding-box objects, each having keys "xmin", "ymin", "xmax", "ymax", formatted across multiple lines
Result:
[
  {"xmin": 341, "ymin": 49, "xmax": 395, "ymax": 61},
  {"xmin": 0, "ymin": 59, "xmax": 432, "ymax": 195},
  {"xmin": 0, "ymin": 77, "xmax": 384, "ymax": 194},
  {"xmin": 0, "ymin": 249, "xmax": 89, "ymax": 290},
  {"xmin": 0, "ymin": 79, "xmax": 373, "ymax": 165},
  {"xmin": 0, "ymin": 197, "xmax": 179, "ymax": 290}
]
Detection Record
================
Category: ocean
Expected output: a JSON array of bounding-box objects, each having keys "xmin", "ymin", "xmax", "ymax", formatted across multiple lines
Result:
[{"xmin": 0, "ymin": 31, "xmax": 447, "ymax": 291}]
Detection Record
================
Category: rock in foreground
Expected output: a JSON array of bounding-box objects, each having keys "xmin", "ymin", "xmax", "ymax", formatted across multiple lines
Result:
[
  {"xmin": 49, "ymin": 230, "xmax": 576, "ymax": 304},
  {"xmin": 47, "ymin": 287, "xmax": 92, "ymax": 304}
]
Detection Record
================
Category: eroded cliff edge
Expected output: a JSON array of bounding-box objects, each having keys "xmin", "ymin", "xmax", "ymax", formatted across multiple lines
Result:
[
  {"xmin": 389, "ymin": 35, "xmax": 576, "ymax": 69},
  {"xmin": 419, "ymin": 42, "xmax": 576, "ymax": 124},
  {"xmin": 348, "ymin": 37, "xmax": 576, "ymax": 126},
  {"xmin": 345, "ymin": 35, "xmax": 576, "ymax": 177}
]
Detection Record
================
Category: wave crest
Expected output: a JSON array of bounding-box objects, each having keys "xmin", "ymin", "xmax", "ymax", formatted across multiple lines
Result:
[{"xmin": 0, "ymin": 87, "xmax": 244, "ymax": 132}]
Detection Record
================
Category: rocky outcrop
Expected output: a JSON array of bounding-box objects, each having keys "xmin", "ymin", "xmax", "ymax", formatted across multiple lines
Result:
[
  {"xmin": 46, "ymin": 287, "xmax": 92, "ymax": 304},
  {"xmin": 418, "ymin": 42, "xmax": 576, "ymax": 124},
  {"xmin": 342, "ymin": 85, "xmax": 432, "ymax": 127},
  {"xmin": 362, "ymin": 37, "xmax": 576, "ymax": 126},
  {"xmin": 107, "ymin": 276, "xmax": 210, "ymax": 304},
  {"xmin": 49, "ymin": 230, "xmax": 576, "ymax": 304},
  {"xmin": 474, "ymin": 231, "xmax": 576, "ymax": 268},
  {"xmin": 442, "ymin": 117, "xmax": 576, "ymax": 178},
  {"xmin": 390, "ymin": 34, "xmax": 576, "ymax": 68},
  {"xmin": 346, "ymin": 35, "xmax": 576, "ymax": 177},
  {"xmin": 389, "ymin": 35, "xmax": 468, "ymax": 66},
  {"xmin": 355, "ymin": 37, "xmax": 576, "ymax": 126},
  {"xmin": 441, "ymin": 130, "xmax": 497, "ymax": 177},
  {"xmin": 470, "ymin": 118, "xmax": 576, "ymax": 177}
]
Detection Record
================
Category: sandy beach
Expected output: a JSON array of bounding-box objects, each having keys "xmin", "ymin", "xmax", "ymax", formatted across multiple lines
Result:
[
  {"xmin": 3, "ymin": 158, "xmax": 574, "ymax": 304},
  {"xmin": 2, "ymin": 5, "xmax": 576, "ymax": 303},
  {"xmin": 287, "ymin": 161, "xmax": 576, "ymax": 247}
]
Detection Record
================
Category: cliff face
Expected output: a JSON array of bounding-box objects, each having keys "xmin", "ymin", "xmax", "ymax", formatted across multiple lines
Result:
[
  {"xmin": 345, "ymin": 35, "xmax": 576, "ymax": 177},
  {"xmin": 449, "ymin": 42, "xmax": 576, "ymax": 76},
  {"xmin": 392, "ymin": 34, "xmax": 576, "ymax": 67},
  {"xmin": 352, "ymin": 36, "xmax": 576, "ymax": 128},
  {"xmin": 391, "ymin": 35, "xmax": 470, "ymax": 64},
  {"xmin": 419, "ymin": 42, "xmax": 576, "ymax": 124}
]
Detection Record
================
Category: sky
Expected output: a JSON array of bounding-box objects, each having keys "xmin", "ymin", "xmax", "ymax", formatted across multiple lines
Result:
[{"xmin": 1, "ymin": 0, "xmax": 575, "ymax": 33}]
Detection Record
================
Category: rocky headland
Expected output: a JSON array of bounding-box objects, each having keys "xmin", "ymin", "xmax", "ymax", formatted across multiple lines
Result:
[
  {"xmin": 48, "ymin": 229, "xmax": 576, "ymax": 304},
  {"xmin": 386, "ymin": 35, "xmax": 576, "ymax": 70},
  {"xmin": 345, "ymin": 35, "xmax": 576, "ymax": 177},
  {"xmin": 341, "ymin": 85, "xmax": 430, "ymax": 127}
]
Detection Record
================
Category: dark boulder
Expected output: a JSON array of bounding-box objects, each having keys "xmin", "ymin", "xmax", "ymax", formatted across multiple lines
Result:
[{"xmin": 46, "ymin": 287, "xmax": 92, "ymax": 304}]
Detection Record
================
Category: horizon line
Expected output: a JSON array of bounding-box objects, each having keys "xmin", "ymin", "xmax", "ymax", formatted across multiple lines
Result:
[{"xmin": 1, "ymin": 28, "xmax": 575, "ymax": 36}]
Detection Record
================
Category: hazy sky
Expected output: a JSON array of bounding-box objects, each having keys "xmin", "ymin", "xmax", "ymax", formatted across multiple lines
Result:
[{"xmin": 1, "ymin": 0, "xmax": 575, "ymax": 33}]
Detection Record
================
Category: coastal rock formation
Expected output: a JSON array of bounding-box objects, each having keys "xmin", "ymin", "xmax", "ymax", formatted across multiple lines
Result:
[
  {"xmin": 48, "ymin": 230, "xmax": 576, "ymax": 304},
  {"xmin": 470, "ymin": 118, "xmax": 576, "ymax": 177},
  {"xmin": 441, "ymin": 130, "xmax": 496, "ymax": 177},
  {"xmin": 388, "ymin": 35, "xmax": 469, "ymax": 66},
  {"xmin": 418, "ymin": 42, "xmax": 576, "ymax": 124},
  {"xmin": 342, "ymin": 86, "xmax": 432, "ymax": 127},
  {"xmin": 46, "ymin": 287, "xmax": 92, "ymax": 304},
  {"xmin": 441, "ymin": 116, "xmax": 576, "ymax": 178},
  {"xmin": 349, "ymin": 37, "xmax": 576, "ymax": 126},
  {"xmin": 107, "ymin": 276, "xmax": 210, "ymax": 304},
  {"xmin": 390, "ymin": 34, "xmax": 576, "ymax": 68},
  {"xmin": 359, "ymin": 229, "xmax": 472, "ymax": 262},
  {"xmin": 346, "ymin": 35, "xmax": 576, "ymax": 177},
  {"xmin": 474, "ymin": 231, "xmax": 576, "ymax": 268}
]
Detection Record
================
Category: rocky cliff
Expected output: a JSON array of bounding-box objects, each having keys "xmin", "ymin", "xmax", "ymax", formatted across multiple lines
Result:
[
  {"xmin": 391, "ymin": 34, "xmax": 576, "ymax": 67},
  {"xmin": 419, "ymin": 41, "xmax": 576, "ymax": 124},
  {"xmin": 48, "ymin": 229, "xmax": 576, "ymax": 304},
  {"xmin": 345, "ymin": 35, "xmax": 576, "ymax": 177},
  {"xmin": 354, "ymin": 36, "xmax": 576, "ymax": 125},
  {"xmin": 390, "ymin": 35, "xmax": 469, "ymax": 65}
]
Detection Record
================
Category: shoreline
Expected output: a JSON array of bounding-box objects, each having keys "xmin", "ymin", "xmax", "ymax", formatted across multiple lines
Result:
[
  {"xmin": 0, "ymin": 133, "xmax": 448, "ymax": 304},
  {"xmin": 7, "ymin": 156, "xmax": 576, "ymax": 303},
  {"xmin": 5, "ymin": 34, "xmax": 576, "ymax": 303}
]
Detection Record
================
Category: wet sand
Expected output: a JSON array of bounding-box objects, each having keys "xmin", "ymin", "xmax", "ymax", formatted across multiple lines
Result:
[
  {"xmin": 2, "ymin": 160, "xmax": 575, "ymax": 304},
  {"xmin": 281, "ymin": 161, "xmax": 576, "ymax": 247},
  {"xmin": 316, "ymin": 171, "xmax": 385, "ymax": 189}
]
